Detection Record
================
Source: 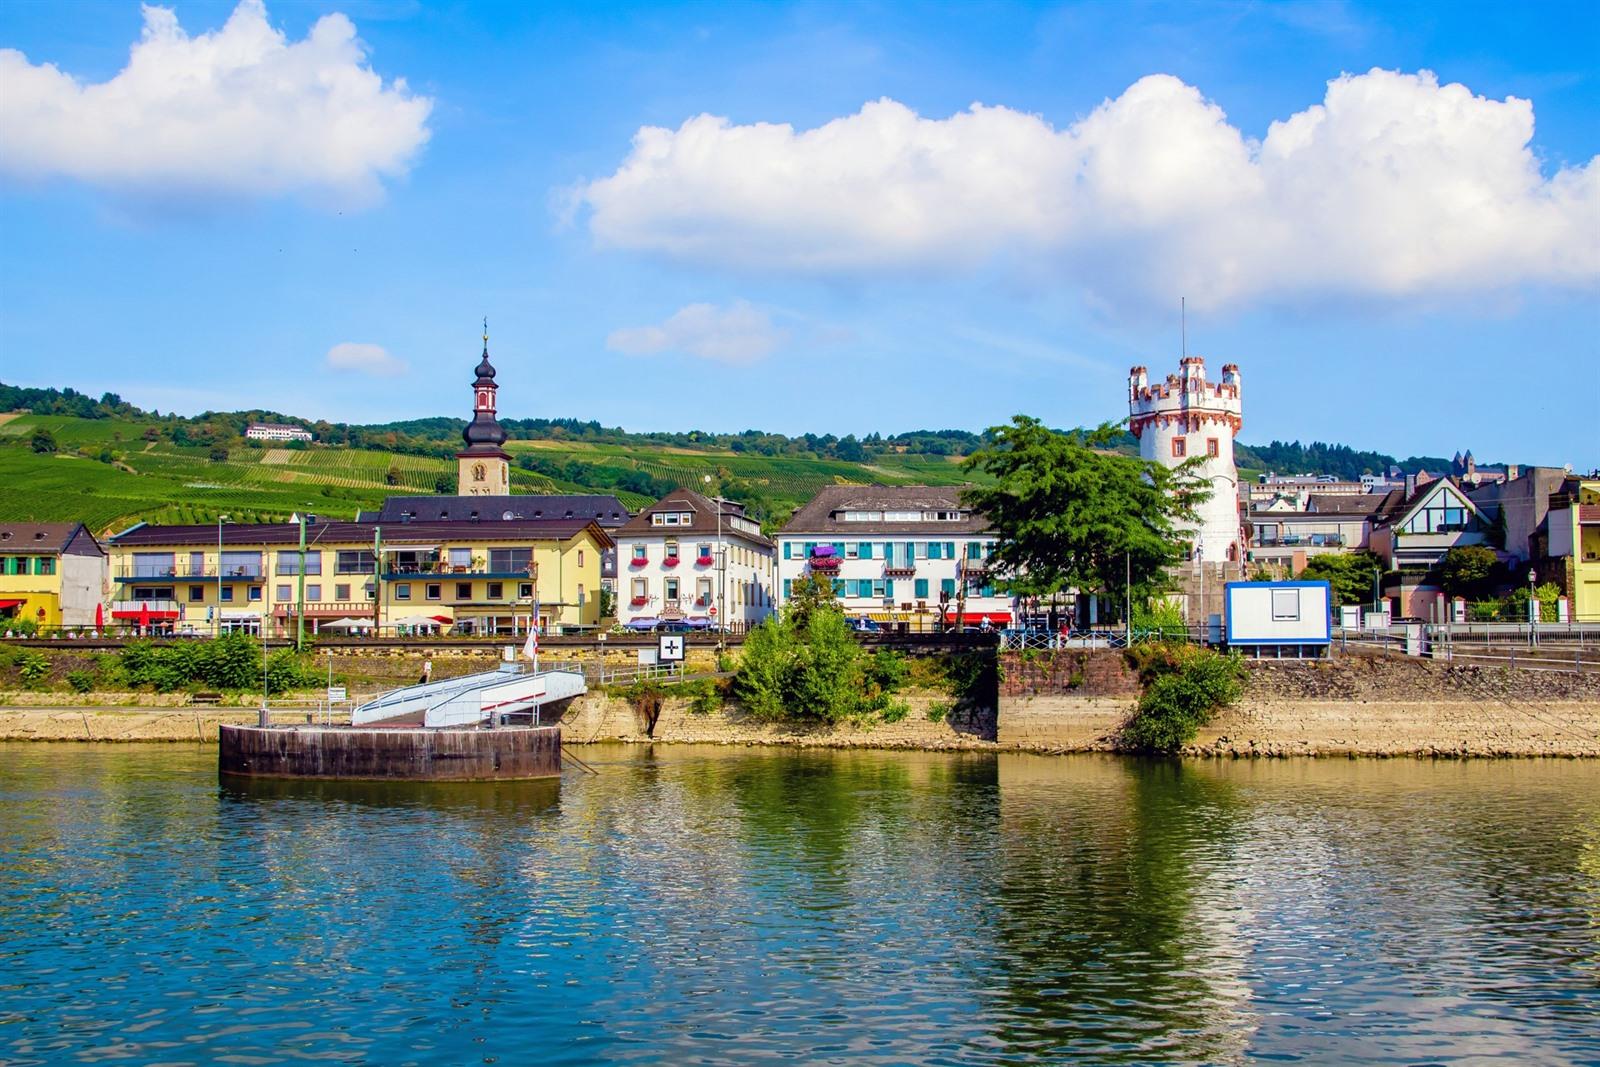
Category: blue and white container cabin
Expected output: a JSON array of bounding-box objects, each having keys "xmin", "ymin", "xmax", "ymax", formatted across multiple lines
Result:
[{"xmin": 1223, "ymin": 580, "xmax": 1332, "ymax": 659}]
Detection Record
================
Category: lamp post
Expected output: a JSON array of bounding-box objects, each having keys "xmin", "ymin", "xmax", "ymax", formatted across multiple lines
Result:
[
  {"xmin": 215, "ymin": 514, "xmax": 230, "ymax": 637},
  {"xmin": 295, "ymin": 511, "xmax": 309, "ymax": 651},
  {"xmin": 1528, "ymin": 567, "xmax": 1538, "ymax": 648}
]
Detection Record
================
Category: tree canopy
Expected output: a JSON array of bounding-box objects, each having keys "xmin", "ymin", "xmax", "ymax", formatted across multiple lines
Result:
[
  {"xmin": 960, "ymin": 417, "xmax": 1205, "ymax": 603},
  {"xmin": 1297, "ymin": 551, "xmax": 1384, "ymax": 605}
]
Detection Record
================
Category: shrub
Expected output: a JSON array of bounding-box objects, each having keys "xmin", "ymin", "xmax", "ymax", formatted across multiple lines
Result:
[
  {"xmin": 925, "ymin": 700, "xmax": 952, "ymax": 724},
  {"xmin": 66, "ymin": 670, "xmax": 95, "ymax": 693},
  {"xmin": 17, "ymin": 651, "xmax": 50, "ymax": 688},
  {"xmin": 880, "ymin": 700, "xmax": 910, "ymax": 723},
  {"xmin": 864, "ymin": 649, "xmax": 910, "ymax": 692},
  {"xmin": 733, "ymin": 608, "xmax": 910, "ymax": 724},
  {"xmin": 685, "ymin": 679, "xmax": 720, "ymax": 715},
  {"xmin": 1122, "ymin": 650, "xmax": 1245, "ymax": 754}
]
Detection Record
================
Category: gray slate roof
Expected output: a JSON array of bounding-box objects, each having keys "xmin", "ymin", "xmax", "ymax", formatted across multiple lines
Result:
[
  {"xmin": 779, "ymin": 485, "xmax": 990, "ymax": 536},
  {"xmin": 364, "ymin": 494, "xmax": 631, "ymax": 527}
]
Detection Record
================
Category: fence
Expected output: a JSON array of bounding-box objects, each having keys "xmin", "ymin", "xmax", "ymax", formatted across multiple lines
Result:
[
  {"xmin": 998, "ymin": 628, "xmax": 1192, "ymax": 652},
  {"xmin": 1334, "ymin": 628, "xmax": 1600, "ymax": 676}
]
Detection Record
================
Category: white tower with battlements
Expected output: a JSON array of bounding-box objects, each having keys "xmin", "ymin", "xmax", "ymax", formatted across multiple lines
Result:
[{"xmin": 1129, "ymin": 357, "xmax": 1243, "ymax": 563}]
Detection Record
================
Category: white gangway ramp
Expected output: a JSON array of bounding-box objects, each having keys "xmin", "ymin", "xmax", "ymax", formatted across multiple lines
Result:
[{"xmin": 351, "ymin": 663, "xmax": 587, "ymax": 728}]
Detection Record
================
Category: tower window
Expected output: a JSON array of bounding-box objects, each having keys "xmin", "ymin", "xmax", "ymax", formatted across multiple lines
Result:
[
  {"xmin": 1207, "ymin": 438, "xmax": 1219, "ymax": 457},
  {"xmin": 1171, "ymin": 438, "xmax": 1186, "ymax": 458}
]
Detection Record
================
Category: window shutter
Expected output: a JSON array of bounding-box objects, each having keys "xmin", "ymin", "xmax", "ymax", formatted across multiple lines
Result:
[{"xmin": 860, "ymin": 542, "xmax": 872, "ymax": 559}]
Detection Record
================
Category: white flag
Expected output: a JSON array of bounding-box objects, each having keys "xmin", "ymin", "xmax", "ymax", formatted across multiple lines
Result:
[{"xmin": 522, "ymin": 626, "xmax": 538, "ymax": 660}]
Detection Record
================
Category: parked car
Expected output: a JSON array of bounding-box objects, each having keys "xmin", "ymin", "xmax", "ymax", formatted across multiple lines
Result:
[{"xmin": 846, "ymin": 617, "xmax": 882, "ymax": 633}]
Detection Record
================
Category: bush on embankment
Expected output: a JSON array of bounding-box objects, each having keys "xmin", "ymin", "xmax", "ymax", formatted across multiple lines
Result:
[
  {"xmin": 1121, "ymin": 646, "xmax": 1246, "ymax": 754},
  {"xmin": 734, "ymin": 610, "xmax": 910, "ymax": 724},
  {"xmin": 0, "ymin": 634, "xmax": 321, "ymax": 696}
]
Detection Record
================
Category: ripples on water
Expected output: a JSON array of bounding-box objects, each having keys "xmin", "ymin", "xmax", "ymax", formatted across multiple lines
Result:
[{"xmin": 1, "ymin": 745, "xmax": 1597, "ymax": 1065}]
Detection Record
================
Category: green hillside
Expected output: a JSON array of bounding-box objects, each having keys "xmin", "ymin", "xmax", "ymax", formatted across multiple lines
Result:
[{"xmin": 0, "ymin": 413, "xmax": 980, "ymax": 535}]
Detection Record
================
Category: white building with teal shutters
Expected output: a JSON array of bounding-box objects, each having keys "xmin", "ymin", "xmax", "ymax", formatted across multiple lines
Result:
[{"xmin": 775, "ymin": 486, "xmax": 1013, "ymax": 632}]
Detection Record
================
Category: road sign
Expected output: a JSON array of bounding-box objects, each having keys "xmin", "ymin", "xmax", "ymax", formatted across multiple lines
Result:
[
  {"xmin": 658, "ymin": 634, "xmax": 685, "ymax": 662},
  {"xmin": 709, "ymin": 606, "xmax": 718, "ymax": 617},
  {"xmin": 327, "ymin": 686, "xmax": 347, "ymax": 703}
]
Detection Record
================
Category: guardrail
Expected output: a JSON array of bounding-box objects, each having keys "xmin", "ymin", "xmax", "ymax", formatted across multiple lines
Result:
[
  {"xmin": 1335, "ymin": 630, "xmax": 1600, "ymax": 675},
  {"xmin": 998, "ymin": 628, "xmax": 1194, "ymax": 652}
]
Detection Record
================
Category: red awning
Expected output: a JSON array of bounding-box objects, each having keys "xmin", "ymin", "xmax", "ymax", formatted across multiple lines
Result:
[
  {"xmin": 942, "ymin": 611, "xmax": 1012, "ymax": 624},
  {"xmin": 0, "ymin": 599, "xmax": 25, "ymax": 610},
  {"xmin": 112, "ymin": 609, "xmax": 179, "ymax": 620}
]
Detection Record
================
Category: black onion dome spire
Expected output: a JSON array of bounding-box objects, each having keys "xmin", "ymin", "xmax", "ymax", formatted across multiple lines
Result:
[{"xmin": 462, "ymin": 321, "xmax": 508, "ymax": 451}]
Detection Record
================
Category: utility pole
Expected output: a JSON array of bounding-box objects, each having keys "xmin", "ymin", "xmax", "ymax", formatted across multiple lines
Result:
[
  {"xmin": 372, "ymin": 526, "xmax": 382, "ymax": 635},
  {"xmin": 215, "ymin": 514, "xmax": 229, "ymax": 637},
  {"xmin": 295, "ymin": 513, "xmax": 308, "ymax": 651}
]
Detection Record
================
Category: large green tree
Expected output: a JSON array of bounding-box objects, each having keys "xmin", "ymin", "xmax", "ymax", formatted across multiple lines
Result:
[
  {"xmin": 1298, "ymin": 551, "xmax": 1384, "ymax": 606},
  {"xmin": 961, "ymin": 417, "xmax": 1206, "ymax": 604},
  {"xmin": 1436, "ymin": 545, "xmax": 1500, "ymax": 598}
]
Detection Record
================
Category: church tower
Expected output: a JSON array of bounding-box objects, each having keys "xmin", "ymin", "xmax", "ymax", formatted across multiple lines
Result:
[
  {"xmin": 456, "ymin": 323, "xmax": 510, "ymax": 496},
  {"xmin": 1129, "ymin": 357, "xmax": 1243, "ymax": 562}
]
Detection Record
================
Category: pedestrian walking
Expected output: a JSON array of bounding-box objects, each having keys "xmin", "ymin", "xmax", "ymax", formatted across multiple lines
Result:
[{"xmin": 420, "ymin": 658, "xmax": 432, "ymax": 686}]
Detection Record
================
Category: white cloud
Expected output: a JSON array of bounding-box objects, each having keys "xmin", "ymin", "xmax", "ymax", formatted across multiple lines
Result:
[
  {"xmin": 607, "ymin": 301, "xmax": 788, "ymax": 364},
  {"xmin": 0, "ymin": 0, "xmax": 431, "ymax": 205},
  {"xmin": 325, "ymin": 342, "xmax": 406, "ymax": 376},
  {"xmin": 579, "ymin": 70, "xmax": 1599, "ymax": 309}
]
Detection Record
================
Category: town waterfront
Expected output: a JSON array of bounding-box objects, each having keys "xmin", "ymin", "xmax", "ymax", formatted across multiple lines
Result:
[{"xmin": 2, "ymin": 744, "xmax": 1597, "ymax": 1065}]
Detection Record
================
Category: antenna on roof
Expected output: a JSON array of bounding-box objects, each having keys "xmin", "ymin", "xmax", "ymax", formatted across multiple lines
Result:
[{"xmin": 1181, "ymin": 297, "xmax": 1186, "ymax": 358}]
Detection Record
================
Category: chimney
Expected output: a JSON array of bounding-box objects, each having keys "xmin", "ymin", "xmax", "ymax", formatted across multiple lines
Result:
[
  {"xmin": 1404, "ymin": 474, "xmax": 1417, "ymax": 496},
  {"xmin": 1505, "ymin": 463, "xmax": 1520, "ymax": 481}
]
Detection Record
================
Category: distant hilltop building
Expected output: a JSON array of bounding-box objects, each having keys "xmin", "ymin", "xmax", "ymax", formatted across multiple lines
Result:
[
  {"xmin": 1129, "ymin": 356, "xmax": 1242, "ymax": 563},
  {"xmin": 245, "ymin": 422, "xmax": 312, "ymax": 443},
  {"xmin": 457, "ymin": 324, "xmax": 511, "ymax": 496}
]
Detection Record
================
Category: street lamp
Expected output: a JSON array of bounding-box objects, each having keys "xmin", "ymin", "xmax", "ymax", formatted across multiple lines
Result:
[
  {"xmin": 1528, "ymin": 567, "xmax": 1538, "ymax": 648},
  {"xmin": 215, "ymin": 514, "xmax": 231, "ymax": 637}
]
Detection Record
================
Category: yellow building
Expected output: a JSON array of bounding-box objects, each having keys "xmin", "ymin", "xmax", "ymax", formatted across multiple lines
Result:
[
  {"xmin": 1549, "ymin": 478, "xmax": 1600, "ymax": 623},
  {"xmin": 0, "ymin": 523, "xmax": 107, "ymax": 632},
  {"xmin": 105, "ymin": 518, "xmax": 610, "ymax": 635}
]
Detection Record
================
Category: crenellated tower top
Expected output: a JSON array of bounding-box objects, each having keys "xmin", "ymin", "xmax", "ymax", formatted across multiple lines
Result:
[{"xmin": 1128, "ymin": 356, "xmax": 1242, "ymax": 439}]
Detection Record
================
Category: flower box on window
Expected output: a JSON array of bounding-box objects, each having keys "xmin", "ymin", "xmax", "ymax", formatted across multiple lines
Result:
[
  {"xmin": 662, "ymin": 556, "xmax": 680, "ymax": 568},
  {"xmin": 696, "ymin": 555, "xmax": 715, "ymax": 566},
  {"xmin": 630, "ymin": 596, "xmax": 649, "ymax": 606},
  {"xmin": 629, "ymin": 557, "xmax": 648, "ymax": 568}
]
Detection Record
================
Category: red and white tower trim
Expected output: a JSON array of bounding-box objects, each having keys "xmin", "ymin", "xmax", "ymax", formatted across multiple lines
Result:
[{"xmin": 1129, "ymin": 357, "xmax": 1243, "ymax": 562}]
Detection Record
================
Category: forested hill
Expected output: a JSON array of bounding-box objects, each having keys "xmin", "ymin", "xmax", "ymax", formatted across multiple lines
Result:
[{"xmin": 2, "ymin": 381, "xmax": 1458, "ymax": 480}]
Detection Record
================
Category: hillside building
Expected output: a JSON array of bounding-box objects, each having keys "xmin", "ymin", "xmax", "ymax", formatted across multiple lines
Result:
[
  {"xmin": 615, "ymin": 488, "xmax": 776, "ymax": 630},
  {"xmin": 245, "ymin": 422, "xmax": 313, "ymax": 443},
  {"xmin": 776, "ymin": 486, "xmax": 1011, "ymax": 631},
  {"xmin": 0, "ymin": 523, "xmax": 106, "ymax": 630}
]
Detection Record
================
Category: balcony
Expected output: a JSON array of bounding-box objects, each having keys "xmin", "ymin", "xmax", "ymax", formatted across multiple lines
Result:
[
  {"xmin": 809, "ymin": 556, "xmax": 841, "ymax": 572},
  {"xmin": 379, "ymin": 564, "xmax": 533, "ymax": 580},
  {"xmin": 110, "ymin": 599, "xmax": 181, "ymax": 620},
  {"xmin": 114, "ymin": 563, "xmax": 226, "ymax": 581},
  {"xmin": 271, "ymin": 600, "xmax": 374, "ymax": 618},
  {"xmin": 883, "ymin": 564, "xmax": 916, "ymax": 578}
]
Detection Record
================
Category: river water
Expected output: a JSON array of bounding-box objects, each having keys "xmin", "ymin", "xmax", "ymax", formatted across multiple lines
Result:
[{"xmin": 1, "ymin": 744, "xmax": 1597, "ymax": 1065}]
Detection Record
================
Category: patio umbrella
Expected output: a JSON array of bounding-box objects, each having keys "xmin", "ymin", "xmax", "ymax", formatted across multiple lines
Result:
[
  {"xmin": 94, "ymin": 602, "xmax": 104, "ymax": 631},
  {"xmin": 138, "ymin": 601, "xmax": 151, "ymax": 634}
]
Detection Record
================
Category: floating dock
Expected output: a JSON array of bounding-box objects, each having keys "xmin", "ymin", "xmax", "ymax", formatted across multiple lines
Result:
[{"xmin": 218, "ymin": 723, "xmax": 563, "ymax": 781}]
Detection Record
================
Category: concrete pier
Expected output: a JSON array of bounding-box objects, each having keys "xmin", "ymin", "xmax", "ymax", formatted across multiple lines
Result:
[{"xmin": 218, "ymin": 723, "xmax": 562, "ymax": 780}]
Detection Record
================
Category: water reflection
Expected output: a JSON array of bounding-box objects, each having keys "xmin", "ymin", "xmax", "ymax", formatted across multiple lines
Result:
[{"xmin": 0, "ymin": 743, "xmax": 1597, "ymax": 1065}]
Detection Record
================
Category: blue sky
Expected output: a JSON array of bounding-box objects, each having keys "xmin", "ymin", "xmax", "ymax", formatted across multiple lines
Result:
[{"xmin": 1, "ymin": 0, "xmax": 1596, "ymax": 468}]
